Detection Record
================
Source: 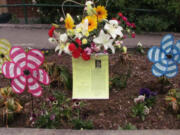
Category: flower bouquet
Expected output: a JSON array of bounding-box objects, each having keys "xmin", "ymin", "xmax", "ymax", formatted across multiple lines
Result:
[
  {"xmin": 48, "ymin": 0, "xmax": 136, "ymax": 99},
  {"xmin": 48, "ymin": 0, "xmax": 136, "ymax": 60}
]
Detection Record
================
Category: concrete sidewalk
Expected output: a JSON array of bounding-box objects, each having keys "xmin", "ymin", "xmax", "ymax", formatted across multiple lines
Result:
[
  {"xmin": 0, "ymin": 24, "xmax": 180, "ymax": 49},
  {"xmin": 0, "ymin": 128, "xmax": 180, "ymax": 135}
]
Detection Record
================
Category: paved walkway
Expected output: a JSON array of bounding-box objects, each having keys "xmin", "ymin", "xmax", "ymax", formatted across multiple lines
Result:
[
  {"xmin": 0, "ymin": 24, "xmax": 180, "ymax": 49},
  {"xmin": 0, "ymin": 128, "xmax": 180, "ymax": 135}
]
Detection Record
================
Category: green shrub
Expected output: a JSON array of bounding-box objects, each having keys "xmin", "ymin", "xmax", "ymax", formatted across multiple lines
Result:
[
  {"xmin": 137, "ymin": 15, "xmax": 171, "ymax": 32},
  {"xmin": 34, "ymin": 0, "xmax": 180, "ymax": 31}
]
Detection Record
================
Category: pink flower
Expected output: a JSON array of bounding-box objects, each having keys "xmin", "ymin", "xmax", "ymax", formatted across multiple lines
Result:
[
  {"xmin": 131, "ymin": 32, "xmax": 136, "ymax": 38},
  {"xmin": 122, "ymin": 16, "xmax": 127, "ymax": 22},
  {"xmin": 104, "ymin": 50, "xmax": 108, "ymax": 54},
  {"xmin": 134, "ymin": 95, "xmax": 145, "ymax": 103},
  {"xmin": 84, "ymin": 47, "xmax": 92, "ymax": 55},
  {"xmin": 2, "ymin": 46, "xmax": 50, "ymax": 97},
  {"xmin": 126, "ymin": 22, "xmax": 131, "ymax": 27}
]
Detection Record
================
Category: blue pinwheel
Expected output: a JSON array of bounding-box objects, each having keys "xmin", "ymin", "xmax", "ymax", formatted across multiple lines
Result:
[{"xmin": 148, "ymin": 34, "xmax": 180, "ymax": 78}]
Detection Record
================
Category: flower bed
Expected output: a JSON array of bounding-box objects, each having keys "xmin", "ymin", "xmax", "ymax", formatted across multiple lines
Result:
[{"xmin": 0, "ymin": 50, "xmax": 180, "ymax": 129}]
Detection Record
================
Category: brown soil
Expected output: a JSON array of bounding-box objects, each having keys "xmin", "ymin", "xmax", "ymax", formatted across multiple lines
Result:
[{"xmin": 0, "ymin": 50, "xmax": 180, "ymax": 129}]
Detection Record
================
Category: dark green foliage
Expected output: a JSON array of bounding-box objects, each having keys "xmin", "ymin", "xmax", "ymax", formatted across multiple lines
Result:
[
  {"xmin": 35, "ymin": 0, "xmax": 180, "ymax": 31},
  {"xmin": 137, "ymin": 15, "xmax": 170, "ymax": 32},
  {"xmin": 118, "ymin": 123, "xmax": 137, "ymax": 130},
  {"xmin": 105, "ymin": 0, "xmax": 180, "ymax": 32}
]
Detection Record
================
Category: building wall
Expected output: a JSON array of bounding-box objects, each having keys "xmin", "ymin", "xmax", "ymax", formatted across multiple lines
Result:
[
  {"xmin": 0, "ymin": 0, "xmax": 8, "ymax": 14},
  {"xmin": 7, "ymin": 0, "xmax": 38, "ymax": 18}
]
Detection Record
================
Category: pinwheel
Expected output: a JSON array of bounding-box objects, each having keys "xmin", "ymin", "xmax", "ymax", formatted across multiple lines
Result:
[
  {"xmin": 2, "ymin": 46, "xmax": 50, "ymax": 97},
  {"xmin": 0, "ymin": 39, "xmax": 11, "ymax": 73},
  {"xmin": 148, "ymin": 34, "xmax": 180, "ymax": 78}
]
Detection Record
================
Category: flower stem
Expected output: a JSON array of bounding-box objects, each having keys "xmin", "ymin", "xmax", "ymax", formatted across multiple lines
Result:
[{"xmin": 62, "ymin": 0, "xmax": 84, "ymax": 18}]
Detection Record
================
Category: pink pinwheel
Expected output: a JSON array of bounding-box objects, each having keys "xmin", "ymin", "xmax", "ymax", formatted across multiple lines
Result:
[{"xmin": 2, "ymin": 46, "xmax": 50, "ymax": 97}]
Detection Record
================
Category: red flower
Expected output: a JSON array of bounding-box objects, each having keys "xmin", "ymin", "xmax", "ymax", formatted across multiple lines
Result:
[
  {"xmin": 75, "ymin": 38, "xmax": 82, "ymax": 46},
  {"xmin": 131, "ymin": 33, "xmax": 136, "ymax": 38},
  {"xmin": 131, "ymin": 23, "xmax": 136, "ymax": 29},
  {"xmin": 72, "ymin": 48, "xmax": 81, "ymax": 58},
  {"xmin": 48, "ymin": 26, "xmax": 55, "ymax": 37},
  {"xmin": 122, "ymin": 16, "xmax": 127, "ymax": 22},
  {"xmin": 69, "ymin": 43, "xmax": 76, "ymax": 52},
  {"xmin": 82, "ymin": 51, "xmax": 90, "ymax": 61},
  {"xmin": 118, "ymin": 12, "xmax": 123, "ymax": 17}
]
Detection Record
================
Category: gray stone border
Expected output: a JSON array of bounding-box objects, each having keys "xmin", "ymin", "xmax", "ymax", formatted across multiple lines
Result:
[{"xmin": 0, "ymin": 128, "xmax": 180, "ymax": 135}]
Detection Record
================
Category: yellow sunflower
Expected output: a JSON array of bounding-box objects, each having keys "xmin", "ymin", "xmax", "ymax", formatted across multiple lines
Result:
[
  {"xmin": 83, "ymin": 16, "xmax": 97, "ymax": 32},
  {"xmin": 95, "ymin": 6, "xmax": 108, "ymax": 22},
  {"xmin": 64, "ymin": 13, "xmax": 75, "ymax": 30}
]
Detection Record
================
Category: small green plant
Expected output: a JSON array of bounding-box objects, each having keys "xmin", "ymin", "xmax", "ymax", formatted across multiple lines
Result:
[
  {"xmin": 132, "ymin": 88, "xmax": 156, "ymax": 120},
  {"xmin": 34, "ymin": 112, "xmax": 59, "ymax": 129},
  {"xmin": 42, "ymin": 62, "xmax": 72, "ymax": 90},
  {"xmin": 71, "ymin": 100, "xmax": 94, "ymax": 129},
  {"xmin": 72, "ymin": 119, "xmax": 94, "ymax": 129},
  {"xmin": 33, "ymin": 91, "xmax": 93, "ymax": 129},
  {"xmin": 34, "ymin": 91, "xmax": 72, "ymax": 128},
  {"xmin": 118, "ymin": 123, "xmax": 137, "ymax": 130},
  {"xmin": 132, "ymin": 102, "xmax": 147, "ymax": 121},
  {"xmin": 145, "ymin": 96, "xmax": 156, "ymax": 108},
  {"xmin": 9, "ymin": 14, "xmax": 20, "ymax": 24},
  {"xmin": 110, "ymin": 69, "xmax": 131, "ymax": 89},
  {"xmin": 136, "ymin": 41, "xmax": 145, "ymax": 55}
]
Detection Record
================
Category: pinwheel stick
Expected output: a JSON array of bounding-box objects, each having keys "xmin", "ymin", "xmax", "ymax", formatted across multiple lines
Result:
[
  {"xmin": 2, "ymin": 108, "xmax": 9, "ymax": 128},
  {"xmin": 6, "ymin": 108, "xmax": 8, "ymax": 128},
  {"xmin": 31, "ymin": 95, "xmax": 34, "ymax": 113},
  {"xmin": 160, "ymin": 75, "xmax": 166, "ymax": 93}
]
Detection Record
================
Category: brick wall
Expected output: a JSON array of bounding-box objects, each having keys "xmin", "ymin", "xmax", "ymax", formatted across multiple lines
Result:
[
  {"xmin": 0, "ymin": 0, "xmax": 8, "ymax": 14},
  {"xmin": 7, "ymin": 0, "xmax": 38, "ymax": 18}
]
